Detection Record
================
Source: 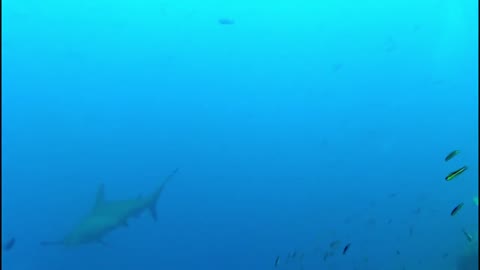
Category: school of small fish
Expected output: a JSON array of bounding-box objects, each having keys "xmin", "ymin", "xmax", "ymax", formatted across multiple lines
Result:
[
  {"xmin": 271, "ymin": 148, "xmax": 477, "ymax": 269},
  {"xmin": 444, "ymin": 149, "xmax": 468, "ymax": 216},
  {"xmin": 443, "ymin": 149, "xmax": 477, "ymax": 246}
]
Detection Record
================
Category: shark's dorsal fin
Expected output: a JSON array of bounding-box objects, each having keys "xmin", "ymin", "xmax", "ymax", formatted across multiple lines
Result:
[{"xmin": 93, "ymin": 184, "xmax": 105, "ymax": 210}]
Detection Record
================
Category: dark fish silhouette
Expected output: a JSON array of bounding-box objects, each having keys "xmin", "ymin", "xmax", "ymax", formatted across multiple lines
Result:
[
  {"xmin": 450, "ymin": 202, "xmax": 464, "ymax": 216},
  {"xmin": 445, "ymin": 150, "xmax": 460, "ymax": 161},
  {"xmin": 274, "ymin": 256, "xmax": 280, "ymax": 267},
  {"xmin": 3, "ymin": 237, "xmax": 16, "ymax": 251},
  {"xmin": 343, "ymin": 243, "xmax": 351, "ymax": 255}
]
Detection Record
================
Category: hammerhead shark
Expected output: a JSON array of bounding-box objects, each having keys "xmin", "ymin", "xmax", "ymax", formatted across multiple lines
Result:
[{"xmin": 41, "ymin": 168, "xmax": 178, "ymax": 247}]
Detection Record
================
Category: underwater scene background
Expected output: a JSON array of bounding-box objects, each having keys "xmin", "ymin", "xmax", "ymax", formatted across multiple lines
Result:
[{"xmin": 2, "ymin": 0, "xmax": 478, "ymax": 269}]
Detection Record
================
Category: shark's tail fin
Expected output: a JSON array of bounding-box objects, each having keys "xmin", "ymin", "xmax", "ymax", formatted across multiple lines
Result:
[{"xmin": 149, "ymin": 168, "xmax": 179, "ymax": 221}]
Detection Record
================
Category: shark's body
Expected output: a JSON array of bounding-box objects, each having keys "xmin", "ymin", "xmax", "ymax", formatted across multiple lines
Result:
[{"xmin": 43, "ymin": 169, "xmax": 178, "ymax": 247}]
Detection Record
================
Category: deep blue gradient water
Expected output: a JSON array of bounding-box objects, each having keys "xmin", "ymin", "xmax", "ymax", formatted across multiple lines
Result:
[{"xmin": 2, "ymin": 0, "xmax": 478, "ymax": 269}]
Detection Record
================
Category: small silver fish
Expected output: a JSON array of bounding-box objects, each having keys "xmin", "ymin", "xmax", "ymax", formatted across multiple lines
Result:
[{"xmin": 462, "ymin": 229, "xmax": 473, "ymax": 242}]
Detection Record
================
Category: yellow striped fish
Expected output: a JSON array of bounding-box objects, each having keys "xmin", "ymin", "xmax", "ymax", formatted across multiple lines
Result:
[{"xmin": 445, "ymin": 166, "xmax": 468, "ymax": 181}]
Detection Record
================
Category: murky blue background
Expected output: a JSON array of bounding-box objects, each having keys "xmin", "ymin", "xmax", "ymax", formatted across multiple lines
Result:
[{"xmin": 2, "ymin": 0, "xmax": 478, "ymax": 269}]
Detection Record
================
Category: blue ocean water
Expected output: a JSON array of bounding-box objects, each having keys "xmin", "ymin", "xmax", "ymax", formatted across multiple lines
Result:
[{"xmin": 1, "ymin": 0, "xmax": 478, "ymax": 269}]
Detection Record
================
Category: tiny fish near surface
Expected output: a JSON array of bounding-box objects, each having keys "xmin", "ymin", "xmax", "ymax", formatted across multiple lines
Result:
[
  {"xmin": 343, "ymin": 243, "xmax": 351, "ymax": 255},
  {"xmin": 218, "ymin": 18, "xmax": 235, "ymax": 25}
]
